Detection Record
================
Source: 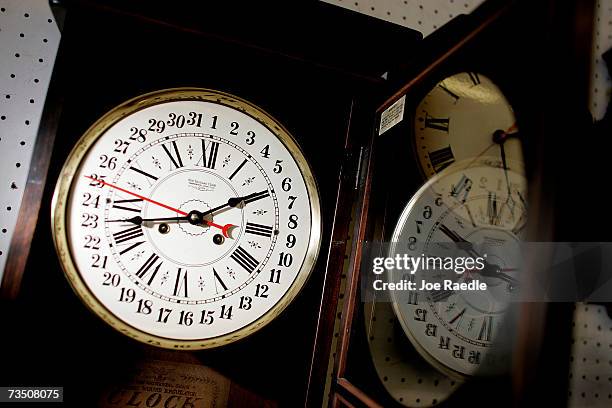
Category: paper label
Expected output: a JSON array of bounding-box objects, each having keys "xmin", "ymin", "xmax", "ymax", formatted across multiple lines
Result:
[
  {"xmin": 379, "ymin": 95, "xmax": 406, "ymax": 135},
  {"xmin": 98, "ymin": 359, "xmax": 230, "ymax": 408}
]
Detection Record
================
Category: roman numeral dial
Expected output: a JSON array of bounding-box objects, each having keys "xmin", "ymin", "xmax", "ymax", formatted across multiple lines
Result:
[{"xmin": 102, "ymin": 134, "xmax": 282, "ymax": 306}]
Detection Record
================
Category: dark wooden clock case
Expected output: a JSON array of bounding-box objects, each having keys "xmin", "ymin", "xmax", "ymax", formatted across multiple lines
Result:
[
  {"xmin": 0, "ymin": 0, "xmax": 597, "ymax": 406},
  {"xmin": 326, "ymin": 0, "xmax": 598, "ymax": 407}
]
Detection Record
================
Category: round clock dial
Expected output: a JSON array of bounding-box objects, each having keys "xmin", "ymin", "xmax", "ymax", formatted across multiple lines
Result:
[
  {"xmin": 415, "ymin": 72, "xmax": 522, "ymax": 178},
  {"xmin": 389, "ymin": 160, "xmax": 526, "ymax": 377},
  {"xmin": 52, "ymin": 88, "xmax": 321, "ymax": 349}
]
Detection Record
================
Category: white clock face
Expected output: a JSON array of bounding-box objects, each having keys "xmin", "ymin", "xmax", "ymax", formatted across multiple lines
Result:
[
  {"xmin": 388, "ymin": 161, "xmax": 526, "ymax": 377},
  {"xmin": 52, "ymin": 89, "xmax": 321, "ymax": 348},
  {"xmin": 415, "ymin": 72, "xmax": 522, "ymax": 178}
]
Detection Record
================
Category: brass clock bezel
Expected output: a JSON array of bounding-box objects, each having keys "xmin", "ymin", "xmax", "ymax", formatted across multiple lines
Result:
[{"xmin": 51, "ymin": 88, "xmax": 322, "ymax": 350}]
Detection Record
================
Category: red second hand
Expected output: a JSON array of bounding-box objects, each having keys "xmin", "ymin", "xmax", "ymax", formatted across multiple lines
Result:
[
  {"xmin": 85, "ymin": 175, "xmax": 187, "ymax": 215},
  {"xmin": 84, "ymin": 175, "xmax": 235, "ymax": 237}
]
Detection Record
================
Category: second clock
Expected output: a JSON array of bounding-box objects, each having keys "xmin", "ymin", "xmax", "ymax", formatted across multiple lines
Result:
[{"xmin": 414, "ymin": 72, "xmax": 522, "ymax": 179}]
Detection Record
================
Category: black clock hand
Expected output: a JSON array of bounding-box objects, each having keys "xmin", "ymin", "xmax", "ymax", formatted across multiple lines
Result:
[
  {"xmin": 479, "ymin": 264, "xmax": 519, "ymax": 285},
  {"xmin": 199, "ymin": 190, "xmax": 268, "ymax": 217},
  {"xmin": 106, "ymin": 215, "xmax": 188, "ymax": 225},
  {"xmin": 493, "ymin": 129, "xmax": 517, "ymax": 214},
  {"xmin": 227, "ymin": 190, "xmax": 270, "ymax": 208},
  {"xmin": 107, "ymin": 190, "xmax": 270, "ymax": 226},
  {"xmin": 439, "ymin": 224, "xmax": 519, "ymax": 283},
  {"xmin": 438, "ymin": 224, "xmax": 483, "ymax": 259}
]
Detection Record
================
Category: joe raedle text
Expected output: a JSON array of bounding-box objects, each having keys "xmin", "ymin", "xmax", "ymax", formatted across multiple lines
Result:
[
  {"xmin": 372, "ymin": 278, "xmax": 488, "ymax": 292},
  {"xmin": 371, "ymin": 254, "xmax": 489, "ymax": 294}
]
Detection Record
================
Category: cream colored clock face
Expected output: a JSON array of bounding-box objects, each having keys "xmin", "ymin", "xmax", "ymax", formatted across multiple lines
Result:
[
  {"xmin": 52, "ymin": 89, "xmax": 321, "ymax": 349},
  {"xmin": 389, "ymin": 161, "xmax": 527, "ymax": 378},
  {"xmin": 415, "ymin": 72, "xmax": 522, "ymax": 178}
]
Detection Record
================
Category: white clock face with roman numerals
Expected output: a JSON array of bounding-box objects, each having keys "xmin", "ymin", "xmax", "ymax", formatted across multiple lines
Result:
[
  {"xmin": 388, "ymin": 160, "xmax": 526, "ymax": 377},
  {"xmin": 52, "ymin": 89, "xmax": 321, "ymax": 349},
  {"xmin": 415, "ymin": 72, "xmax": 523, "ymax": 179}
]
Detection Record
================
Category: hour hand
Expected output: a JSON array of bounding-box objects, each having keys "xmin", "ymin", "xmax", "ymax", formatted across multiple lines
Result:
[
  {"xmin": 479, "ymin": 265, "xmax": 520, "ymax": 286},
  {"xmin": 438, "ymin": 224, "xmax": 482, "ymax": 259},
  {"xmin": 198, "ymin": 190, "xmax": 271, "ymax": 218},
  {"xmin": 228, "ymin": 189, "xmax": 270, "ymax": 208},
  {"xmin": 106, "ymin": 215, "xmax": 189, "ymax": 225}
]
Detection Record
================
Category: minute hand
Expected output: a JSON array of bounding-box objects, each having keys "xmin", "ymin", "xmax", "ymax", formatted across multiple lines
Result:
[
  {"xmin": 200, "ymin": 190, "xmax": 269, "ymax": 217},
  {"xmin": 439, "ymin": 224, "xmax": 519, "ymax": 285},
  {"xmin": 438, "ymin": 223, "xmax": 483, "ymax": 259}
]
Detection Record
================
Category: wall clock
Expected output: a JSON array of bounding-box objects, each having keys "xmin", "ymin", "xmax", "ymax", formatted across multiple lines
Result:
[
  {"xmin": 414, "ymin": 72, "xmax": 521, "ymax": 178},
  {"xmin": 388, "ymin": 159, "xmax": 526, "ymax": 379},
  {"xmin": 52, "ymin": 88, "xmax": 321, "ymax": 349},
  {"xmin": 360, "ymin": 56, "xmax": 525, "ymax": 408}
]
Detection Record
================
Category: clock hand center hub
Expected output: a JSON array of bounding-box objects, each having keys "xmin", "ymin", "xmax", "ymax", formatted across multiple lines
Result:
[
  {"xmin": 492, "ymin": 129, "xmax": 507, "ymax": 144},
  {"xmin": 456, "ymin": 228, "xmax": 521, "ymax": 313},
  {"xmin": 177, "ymin": 200, "xmax": 212, "ymax": 236},
  {"xmin": 188, "ymin": 210, "xmax": 203, "ymax": 225}
]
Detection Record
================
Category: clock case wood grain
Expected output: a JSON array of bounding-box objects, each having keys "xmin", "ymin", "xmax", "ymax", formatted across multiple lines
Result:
[
  {"xmin": 325, "ymin": 0, "xmax": 596, "ymax": 407},
  {"xmin": 0, "ymin": 1, "xmax": 421, "ymax": 407}
]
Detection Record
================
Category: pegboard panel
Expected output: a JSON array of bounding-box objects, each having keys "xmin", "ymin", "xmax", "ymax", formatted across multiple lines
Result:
[
  {"xmin": 320, "ymin": 0, "xmax": 486, "ymax": 37},
  {"xmin": 568, "ymin": 304, "xmax": 612, "ymax": 407},
  {"xmin": 0, "ymin": 1, "xmax": 60, "ymax": 281},
  {"xmin": 590, "ymin": 0, "xmax": 612, "ymax": 120}
]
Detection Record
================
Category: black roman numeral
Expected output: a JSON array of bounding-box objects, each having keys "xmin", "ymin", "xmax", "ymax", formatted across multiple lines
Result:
[
  {"xmin": 429, "ymin": 146, "xmax": 455, "ymax": 173},
  {"xmin": 245, "ymin": 222, "xmax": 273, "ymax": 238},
  {"xmin": 449, "ymin": 308, "xmax": 466, "ymax": 327},
  {"xmin": 119, "ymin": 241, "xmax": 144, "ymax": 255},
  {"xmin": 424, "ymin": 113, "xmax": 450, "ymax": 132},
  {"xmin": 229, "ymin": 158, "xmax": 247, "ymax": 180},
  {"xmin": 230, "ymin": 246, "xmax": 259, "ymax": 273},
  {"xmin": 199, "ymin": 140, "xmax": 220, "ymax": 169},
  {"xmin": 451, "ymin": 174, "xmax": 473, "ymax": 203},
  {"xmin": 135, "ymin": 253, "xmax": 162, "ymax": 285},
  {"xmin": 213, "ymin": 268, "xmax": 228, "ymax": 293},
  {"xmin": 244, "ymin": 190, "xmax": 270, "ymax": 204},
  {"xmin": 112, "ymin": 198, "xmax": 143, "ymax": 213},
  {"xmin": 429, "ymin": 289, "xmax": 454, "ymax": 302},
  {"xmin": 173, "ymin": 268, "xmax": 188, "ymax": 298},
  {"xmin": 162, "ymin": 140, "xmax": 184, "ymax": 169},
  {"xmin": 438, "ymin": 83, "xmax": 460, "ymax": 102},
  {"xmin": 113, "ymin": 224, "xmax": 145, "ymax": 255},
  {"xmin": 468, "ymin": 72, "xmax": 481, "ymax": 86},
  {"xmin": 488, "ymin": 192, "xmax": 500, "ymax": 225},
  {"xmin": 129, "ymin": 166, "xmax": 159, "ymax": 181},
  {"xmin": 113, "ymin": 225, "xmax": 144, "ymax": 244},
  {"xmin": 478, "ymin": 316, "xmax": 493, "ymax": 341}
]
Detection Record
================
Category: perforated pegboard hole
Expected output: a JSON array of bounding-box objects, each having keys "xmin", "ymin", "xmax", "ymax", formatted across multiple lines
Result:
[
  {"xmin": 0, "ymin": 0, "xmax": 60, "ymax": 269},
  {"xmin": 569, "ymin": 304, "xmax": 612, "ymax": 407},
  {"xmin": 321, "ymin": 0, "xmax": 486, "ymax": 37}
]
